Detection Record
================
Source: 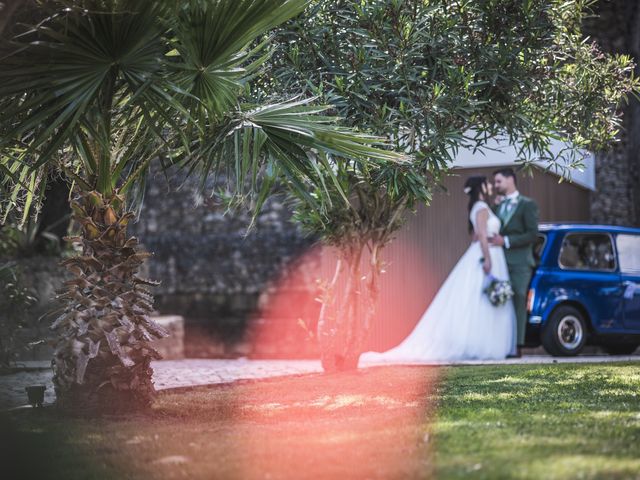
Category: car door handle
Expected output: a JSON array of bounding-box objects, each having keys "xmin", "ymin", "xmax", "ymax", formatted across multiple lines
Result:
[{"xmin": 623, "ymin": 281, "xmax": 639, "ymax": 299}]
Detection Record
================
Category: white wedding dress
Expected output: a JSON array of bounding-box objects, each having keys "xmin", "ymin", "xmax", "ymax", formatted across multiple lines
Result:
[{"xmin": 360, "ymin": 201, "xmax": 516, "ymax": 364}]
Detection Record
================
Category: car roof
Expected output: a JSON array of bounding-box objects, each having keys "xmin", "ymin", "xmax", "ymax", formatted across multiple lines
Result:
[{"xmin": 539, "ymin": 223, "xmax": 640, "ymax": 235}]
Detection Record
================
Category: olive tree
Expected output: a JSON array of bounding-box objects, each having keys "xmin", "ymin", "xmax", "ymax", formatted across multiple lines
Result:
[{"xmin": 263, "ymin": 0, "xmax": 638, "ymax": 371}]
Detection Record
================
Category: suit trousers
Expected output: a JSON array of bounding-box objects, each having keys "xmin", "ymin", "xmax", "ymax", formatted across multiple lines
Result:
[{"xmin": 508, "ymin": 265, "xmax": 533, "ymax": 345}]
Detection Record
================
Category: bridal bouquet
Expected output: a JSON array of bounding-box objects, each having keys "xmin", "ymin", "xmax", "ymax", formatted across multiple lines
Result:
[{"xmin": 483, "ymin": 275, "xmax": 514, "ymax": 307}]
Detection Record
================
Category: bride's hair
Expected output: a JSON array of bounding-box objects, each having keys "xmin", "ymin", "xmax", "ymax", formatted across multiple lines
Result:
[{"xmin": 464, "ymin": 176, "xmax": 488, "ymax": 232}]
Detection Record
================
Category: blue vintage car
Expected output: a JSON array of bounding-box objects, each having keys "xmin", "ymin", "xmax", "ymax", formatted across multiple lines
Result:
[{"xmin": 526, "ymin": 224, "xmax": 640, "ymax": 356}]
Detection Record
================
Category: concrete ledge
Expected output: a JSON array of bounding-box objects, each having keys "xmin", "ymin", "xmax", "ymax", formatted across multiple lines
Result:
[{"xmin": 152, "ymin": 315, "xmax": 185, "ymax": 360}]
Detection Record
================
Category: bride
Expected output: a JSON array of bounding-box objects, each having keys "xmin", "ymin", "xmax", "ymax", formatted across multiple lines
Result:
[{"xmin": 360, "ymin": 176, "xmax": 516, "ymax": 364}]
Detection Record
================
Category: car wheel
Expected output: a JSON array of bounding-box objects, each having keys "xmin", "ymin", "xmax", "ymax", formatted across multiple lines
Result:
[
  {"xmin": 541, "ymin": 305, "xmax": 588, "ymax": 356},
  {"xmin": 601, "ymin": 344, "xmax": 638, "ymax": 355}
]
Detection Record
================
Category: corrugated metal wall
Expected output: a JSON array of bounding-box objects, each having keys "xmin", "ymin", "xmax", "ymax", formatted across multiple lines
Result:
[{"xmin": 364, "ymin": 166, "xmax": 591, "ymax": 351}]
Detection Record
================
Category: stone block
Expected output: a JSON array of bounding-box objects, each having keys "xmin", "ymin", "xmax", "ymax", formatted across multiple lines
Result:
[
  {"xmin": 184, "ymin": 337, "xmax": 226, "ymax": 358},
  {"xmin": 151, "ymin": 315, "xmax": 185, "ymax": 360},
  {"xmin": 228, "ymin": 341, "xmax": 252, "ymax": 357}
]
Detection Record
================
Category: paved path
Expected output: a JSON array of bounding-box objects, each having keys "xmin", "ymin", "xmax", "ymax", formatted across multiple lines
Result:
[
  {"xmin": 0, "ymin": 359, "xmax": 324, "ymax": 410},
  {"xmin": 152, "ymin": 359, "xmax": 323, "ymax": 390},
  {"xmin": 2, "ymin": 355, "xmax": 639, "ymax": 410}
]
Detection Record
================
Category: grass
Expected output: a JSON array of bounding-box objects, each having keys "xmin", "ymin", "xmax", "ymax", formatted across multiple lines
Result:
[
  {"xmin": 433, "ymin": 363, "xmax": 640, "ymax": 480},
  {"xmin": 2, "ymin": 366, "xmax": 438, "ymax": 480},
  {"xmin": 2, "ymin": 363, "xmax": 639, "ymax": 479}
]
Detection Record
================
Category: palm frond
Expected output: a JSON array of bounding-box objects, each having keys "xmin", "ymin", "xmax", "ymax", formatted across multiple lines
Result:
[
  {"xmin": 191, "ymin": 98, "xmax": 405, "ymax": 218},
  {"xmin": 171, "ymin": 0, "xmax": 310, "ymax": 120},
  {"xmin": 0, "ymin": 1, "xmax": 186, "ymax": 196},
  {"xmin": 0, "ymin": 0, "xmax": 404, "ymax": 223}
]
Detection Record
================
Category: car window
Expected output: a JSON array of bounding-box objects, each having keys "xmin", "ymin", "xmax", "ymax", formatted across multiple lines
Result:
[
  {"xmin": 559, "ymin": 233, "xmax": 616, "ymax": 271},
  {"xmin": 616, "ymin": 234, "xmax": 640, "ymax": 274},
  {"xmin": 533, "ymin": 234, "xmax": 547, "ymax": 264}
]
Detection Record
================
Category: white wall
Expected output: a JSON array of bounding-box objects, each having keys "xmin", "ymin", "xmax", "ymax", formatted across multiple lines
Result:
[{"xmin": 451, "ymin": 137, "xmax": 596, "ymax": 191}]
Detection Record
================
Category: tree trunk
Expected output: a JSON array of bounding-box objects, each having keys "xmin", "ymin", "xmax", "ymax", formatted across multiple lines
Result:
[
  {"xmin": 36, "ymin": 176, "xmax": 72, "ymax": 254},
  {"xmin": 317, "ymin": 241, "xmax": 383, "ymax": 373},
  {"xmin": 585, "ymin": 0, "xmax": 640, "ymax": 227},
  {"xmin": 52, "ymin": 190, "xmax": 167, "ymax": 414},
  {"xmin": 318, "ymin": 252, "xmax": 350, "ymax": 373}
]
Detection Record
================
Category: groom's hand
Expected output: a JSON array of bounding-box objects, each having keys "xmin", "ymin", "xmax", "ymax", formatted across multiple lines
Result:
[{"xmin": 489, "ymin": 234, "xmax": 505, "ymax": 246}]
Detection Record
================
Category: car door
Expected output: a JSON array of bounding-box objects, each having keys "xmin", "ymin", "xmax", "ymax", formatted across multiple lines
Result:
[{"xmin": 616, "ymin": 234, "xmax": 640, "ymax": 331}]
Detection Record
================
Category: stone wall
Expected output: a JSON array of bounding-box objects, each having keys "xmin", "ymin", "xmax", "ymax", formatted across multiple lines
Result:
[
  {"xmin": 129, "ymin": 166, "xmax": 316, "ymax": 357},
  {"xmin": 6, "ymin": 164, "xmax": 318, "ymax": 360}
]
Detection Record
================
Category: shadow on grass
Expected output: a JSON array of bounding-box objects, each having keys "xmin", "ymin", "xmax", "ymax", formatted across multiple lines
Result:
[
  {"xmin": 2, "ymin": 366, "xmax": 440, "ymax": 480},
  {"xmin": 1, "ymin": 409, "xmax": 128, "ymax": 480}
]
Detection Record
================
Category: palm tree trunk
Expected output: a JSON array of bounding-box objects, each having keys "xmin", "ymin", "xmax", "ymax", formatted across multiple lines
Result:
[{"xmin": 52, "ymin": 190, "xmax": 167, "ymax": 413}]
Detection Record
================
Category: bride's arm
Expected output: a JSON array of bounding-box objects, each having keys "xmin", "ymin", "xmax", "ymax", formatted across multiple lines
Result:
[{"xmin": 475, "ymin": 208, "xmax": 492, "ymax": 274}]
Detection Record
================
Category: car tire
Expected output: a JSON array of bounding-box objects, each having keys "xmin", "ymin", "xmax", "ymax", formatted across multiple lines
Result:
[
  {"xmin": 601, "ymin": 344, "xmax": 638, "ymax": 355},
  {"xmin": 541, "ymin": 305, "xmax": 588, "ymax": 356}
]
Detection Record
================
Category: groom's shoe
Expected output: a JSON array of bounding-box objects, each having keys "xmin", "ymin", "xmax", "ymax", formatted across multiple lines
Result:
[{"xmin": 507, "ymin": 347, "xmax": 522, "ymax": 359}]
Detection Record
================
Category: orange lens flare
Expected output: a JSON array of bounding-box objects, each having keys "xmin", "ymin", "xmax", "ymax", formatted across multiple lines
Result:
[
  {"xmin": 229, "ymin": 240, "xmax": 443, "ymax": 478},
  {"xmin": 251, "ymin": 237, "xmax": 441, "ymax": 356},
  {"xmin": 230, "ymin": 366, "xmax": 440, "ymax": 480}
]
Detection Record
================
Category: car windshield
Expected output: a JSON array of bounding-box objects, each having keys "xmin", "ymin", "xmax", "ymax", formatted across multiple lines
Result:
[{"xmin": 558, "ymin": 233, "xmax": 616, "ymax": 271}]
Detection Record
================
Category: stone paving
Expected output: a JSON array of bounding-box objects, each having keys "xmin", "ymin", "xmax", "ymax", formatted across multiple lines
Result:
[
  {"xmin": 152, "ymin": 359, "xmax": 323, "ymax": 390},
  {"xmin": 2, "ymin": 355, "xmax": 639, "ymax": 410},
  {"xmin": 0, "ymin": 359, "xmax": 324, "ymax": 410}
]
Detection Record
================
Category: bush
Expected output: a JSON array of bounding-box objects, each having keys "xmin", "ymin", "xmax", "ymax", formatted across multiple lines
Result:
[{"xmin": 0, "ymin": 262, "xmax": 38, "ymax": 368}]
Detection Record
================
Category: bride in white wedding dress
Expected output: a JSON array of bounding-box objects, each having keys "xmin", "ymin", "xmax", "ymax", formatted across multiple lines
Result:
[{"xmin": 360, "ymin": 176, "xmax": 516, "ymax": 364}]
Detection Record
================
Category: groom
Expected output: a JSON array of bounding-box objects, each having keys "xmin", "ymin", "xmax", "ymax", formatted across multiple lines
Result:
[{"xmin": 489, "ymin": 168, "xmax": 539, "ymax": 358}]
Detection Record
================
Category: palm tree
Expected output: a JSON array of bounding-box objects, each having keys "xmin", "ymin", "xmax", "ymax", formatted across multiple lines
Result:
[{"xmin": 0, "ymin": 0, "xmax": 400, "ymax": 412}]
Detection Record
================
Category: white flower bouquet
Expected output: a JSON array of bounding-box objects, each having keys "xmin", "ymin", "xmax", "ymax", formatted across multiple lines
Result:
[{"xmin": 483, "ymin": 275, "xmax": 514, "ymax": 307}]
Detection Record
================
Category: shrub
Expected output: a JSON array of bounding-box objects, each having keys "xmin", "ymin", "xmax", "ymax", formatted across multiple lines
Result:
[{"xmin": 0, "ymin": 262, "xmax": 38, "ymax": 368}]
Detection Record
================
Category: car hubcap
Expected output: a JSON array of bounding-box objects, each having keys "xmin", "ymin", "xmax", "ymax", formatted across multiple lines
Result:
[{"xmin": 557, "ymin": 315, "xmax": 583, "ymax": 350}]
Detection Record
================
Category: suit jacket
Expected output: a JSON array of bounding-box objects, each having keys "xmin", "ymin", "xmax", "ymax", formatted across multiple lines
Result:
[{"xmin": 493, "ymin": 195, "xmax": 539, "ymax": 269}]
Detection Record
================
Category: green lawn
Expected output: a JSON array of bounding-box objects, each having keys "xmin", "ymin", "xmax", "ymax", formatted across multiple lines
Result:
[
  {"xmin": 2, "ymin": 363, "xmax": 639, "ymax": 480},
  {"xmin": 433, "ymin": 363, "xmax": 640, "ymax": 480}
]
